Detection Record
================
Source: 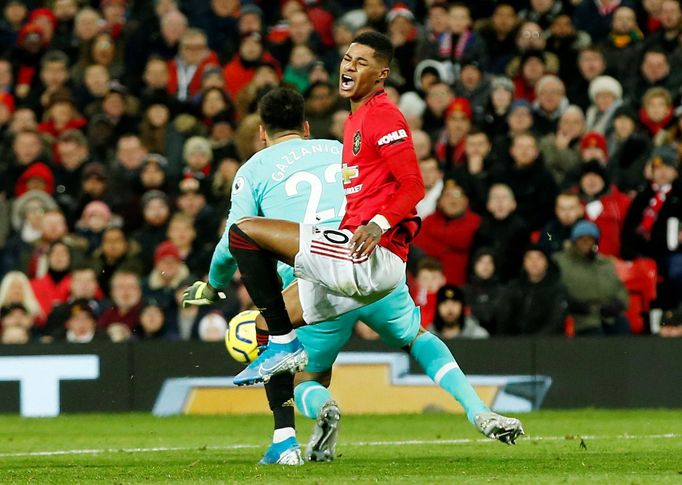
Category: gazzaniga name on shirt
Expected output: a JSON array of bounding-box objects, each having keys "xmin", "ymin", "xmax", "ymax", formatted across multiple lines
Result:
[
  {"xmin": 271, "ymin": 143, "xmax": 341, "ymax": 181},
  {"xmin": 377, "ymin": 129, "xmax": 408, "ymax": 146}
]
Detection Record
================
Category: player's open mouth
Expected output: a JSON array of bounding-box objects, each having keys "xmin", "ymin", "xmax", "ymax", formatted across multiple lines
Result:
[{"xmin": 340, "ymin": 74, "xmax": 355, "ymax": 91}]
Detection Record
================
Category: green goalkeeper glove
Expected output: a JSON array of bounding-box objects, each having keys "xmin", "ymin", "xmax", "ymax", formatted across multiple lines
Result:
[{"xmin": 182, "ymin": 281, "xmax": 225, "ymax": 308}]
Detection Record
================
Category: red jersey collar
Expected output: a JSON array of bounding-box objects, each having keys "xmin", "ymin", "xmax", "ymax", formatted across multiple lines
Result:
[{"xmin": 351, "ymin": 88, "xmax": 386, "ymax": 116}]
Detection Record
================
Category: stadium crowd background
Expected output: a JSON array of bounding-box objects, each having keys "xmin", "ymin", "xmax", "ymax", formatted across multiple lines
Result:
[{"xmin": 1, "ymin": 0, "xmax": 682, "ymax": 344}]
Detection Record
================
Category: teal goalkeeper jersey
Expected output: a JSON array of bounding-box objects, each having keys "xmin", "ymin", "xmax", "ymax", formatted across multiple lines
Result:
[{"xmin": 208, "ymin": 138, "xmax": 345, "ymax": 289}]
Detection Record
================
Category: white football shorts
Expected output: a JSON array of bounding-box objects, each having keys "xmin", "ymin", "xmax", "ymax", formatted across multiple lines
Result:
[{"xmin": 294, "ymin": 224, "xmax": 406, "ymax": 323}]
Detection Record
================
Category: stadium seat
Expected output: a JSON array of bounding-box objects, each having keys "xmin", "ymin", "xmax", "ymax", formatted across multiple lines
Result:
[{"xmin": 612, "ymin": 258, "xmax": 658, "ymax": 334}]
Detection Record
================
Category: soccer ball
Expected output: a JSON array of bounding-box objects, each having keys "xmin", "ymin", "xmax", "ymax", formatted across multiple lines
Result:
[{"xmin": 225, "ymin": 310, "xmax": 260, "ymax": 364}]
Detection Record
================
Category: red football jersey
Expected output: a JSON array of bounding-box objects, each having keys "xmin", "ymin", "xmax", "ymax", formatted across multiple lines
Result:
[{"xmin": 340, "ymin": 90, "xmax": 424, "ymax": 261}]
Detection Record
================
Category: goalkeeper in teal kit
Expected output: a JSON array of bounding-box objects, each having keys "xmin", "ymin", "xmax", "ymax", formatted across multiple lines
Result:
[{"xmin": 183, "ymin": 87, "xmax": 523, "ymax": 466}]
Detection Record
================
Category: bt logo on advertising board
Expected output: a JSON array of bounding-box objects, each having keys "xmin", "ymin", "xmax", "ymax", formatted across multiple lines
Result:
[{"xmin": 0, "ymin": 355, "xmax": 99, "ymax": 417}]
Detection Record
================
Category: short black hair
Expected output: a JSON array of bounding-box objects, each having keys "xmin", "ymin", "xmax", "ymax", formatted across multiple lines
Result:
[
  {"xmin": 352, "ymin": 31, "xmax": 394, "ymax": 65},
  {"xmin": 466, "ymin": 127, "xmax": 489, "ymax": 139},
  {"xmin": 258, "ymin": 87, "xmax": 306, "ymax": 135}
]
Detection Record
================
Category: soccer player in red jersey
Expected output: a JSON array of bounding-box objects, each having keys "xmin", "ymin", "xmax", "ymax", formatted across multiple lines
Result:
[{"xmin": 338, "ymin": 31, "xmax": 425, "ymax": 263}]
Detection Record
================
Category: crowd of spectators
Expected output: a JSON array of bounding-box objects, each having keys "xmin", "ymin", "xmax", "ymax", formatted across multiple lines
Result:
[{"xmin": 1, "ymin": 0, "xmax": 682, "ymax": 344}]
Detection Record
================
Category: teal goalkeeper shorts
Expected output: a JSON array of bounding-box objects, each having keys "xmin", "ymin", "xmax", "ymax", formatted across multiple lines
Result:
[{"xmin": 294, "ymin": 280, "xmax": 422, "ymax": 373}]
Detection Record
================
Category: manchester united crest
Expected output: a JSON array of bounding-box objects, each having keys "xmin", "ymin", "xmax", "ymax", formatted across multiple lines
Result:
[{"xmin": 352, "ymin": 131, "xmax": 361, "ymax": 155}]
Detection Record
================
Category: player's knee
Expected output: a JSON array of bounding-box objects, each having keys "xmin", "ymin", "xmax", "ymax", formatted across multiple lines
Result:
[
  {"xmin": 295, "ymin": 370, "xmax": 332, "ymax": 388},
  {"xmin": 235, "ymin": 216, "xmax": 257, "ymax": 228},
  {"xmin": 403, "ymin": 327, "xmax": 427, "ymax": 352},
  {"xmin": 228, "ymin": 222, "xmax": 259, "ymax": 251}
]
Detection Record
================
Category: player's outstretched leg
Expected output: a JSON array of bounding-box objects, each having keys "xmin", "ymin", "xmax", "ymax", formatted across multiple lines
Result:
[
  {"xmin": 294, "ymin": 380, "xmax": 340, "ymax": 462},
  {"xmin": 409, "ymin": 331, "xmax": 525, "ymax": 444},
  {"xmin": 229, "ymin": 222, "xmax": 307, "ymax": 385},
  {"xmin": 259, "ymin": 372, "xmax": 304, "ymax": 465}
]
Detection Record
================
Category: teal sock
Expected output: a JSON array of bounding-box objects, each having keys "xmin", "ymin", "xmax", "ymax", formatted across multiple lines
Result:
[
  {"xmin": 294, "ymin": 381, "xmax": 332, "ymax": 419},
  {"xmin": 410, "ymin": 332, "xmax": 489, "ymax": 424}
]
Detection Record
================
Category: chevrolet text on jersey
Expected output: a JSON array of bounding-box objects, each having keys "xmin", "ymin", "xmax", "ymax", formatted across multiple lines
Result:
[{"xmin": 377, "ymin": 129, "xmax": 408, "ymax": 146}]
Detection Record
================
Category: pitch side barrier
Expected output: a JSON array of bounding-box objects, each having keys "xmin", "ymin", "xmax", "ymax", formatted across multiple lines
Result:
[{"xmin": 0, "ymin": 338, "xmax": 680, "ymax": 416}]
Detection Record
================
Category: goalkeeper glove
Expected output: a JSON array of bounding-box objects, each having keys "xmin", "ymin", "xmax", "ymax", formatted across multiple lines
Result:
[{"xmin": 182, "ymin": 281, "xmax": 225, "ymax": 308}]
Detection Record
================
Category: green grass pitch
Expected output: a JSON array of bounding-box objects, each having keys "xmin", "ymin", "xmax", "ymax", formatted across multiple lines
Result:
[{"xmin": 1, "ymin": 410, "xmax": 681, "ymax": 484}]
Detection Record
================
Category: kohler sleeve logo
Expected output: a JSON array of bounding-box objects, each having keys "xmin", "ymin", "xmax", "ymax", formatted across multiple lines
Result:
[
  {"xmin": 377, "ymin": 129, "xmax": 408, "ymax": 146},
  {"xmin": 0, "ymin": 356, "xmax": 99, "ymax": 417}
]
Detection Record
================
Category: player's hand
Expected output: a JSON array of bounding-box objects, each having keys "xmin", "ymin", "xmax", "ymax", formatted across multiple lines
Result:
[
  {"xmin": 182, "ymin": 281, "xmax": 224, "ymax": 308},
  {"xmin": 349, "ymin": 222, "xmax": 383, "ymax": 258}
]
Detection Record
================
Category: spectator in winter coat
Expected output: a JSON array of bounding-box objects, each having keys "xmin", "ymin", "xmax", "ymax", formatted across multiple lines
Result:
[
  {"xmin": 480, "ymin": 76, "xmax": 514, "ymax": 140},
  {"xmin": 462, "ymin": 248, "xmax": 504, "ymax": 335},
  {"xmin": 600, "ymin": 6, "xmax": 643, "ymax": 84},
  {"xmin": 555, "ymin": 221, "xmax": 630, "ymax": 336},
  {"xmin": 131, "ymin": 190, "xmax": 171, "ymax": 273},
  {"xmin": 621, "ymin": 145, "xmax": 682, "ymax": 307},
  {"xmin": 493, "ymin": 132, "xmax": 558, "ymax": 230},
  {"xmin": 539, "ymin": 192, "xmax": 585, "ymax": 255},
  {"xmin": 451, "ymin": 129, "xmax": 496, "ymax": 214},
  {"xmin": 585, "ymin": 75, "xmax": 623, "ymax": 138},
  {"xmin": 576, "ymin": 160, "xmax": 632, "ymax": 257},
  {"xmin": 98, "ymin": 269, "xmax": 143, "ymax": 333},
  {"xmin": 91, "ymin": 226, "xmax": 144, "ymax": 296},
  {"xmin": 531, "ymin": 74, "xmax": 568, "ymax": 137},
  {"xmin": 414, "ymin": 180, "xmax": 481, "ymax": 286},
  {"xmin": 629, "ymin": 49, "xmax": 679, "ymax": 109},
  {"xmin": 472, "ymin": 184, "xmax": 530, "ymax": 282},
  {"xmin": 453, "ymin": 58, "xmax": 491, "ymax": 119},
  {"xmin": 496, "ymin": 244, "xmax": 566, "ymax": 335},
  {"xmin": 540, "ymin": 105, "xmax": 585, "ymax": 186},
  {"xmin": 478, "ymin": 3, "xmax": 519, "ymax": 74},
  {"xmin": 609, "ymin": 105, "xmax": 652, "ymax": 194}
]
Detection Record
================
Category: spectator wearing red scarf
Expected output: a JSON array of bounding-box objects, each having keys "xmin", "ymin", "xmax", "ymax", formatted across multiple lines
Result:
[
  {"xmin": 435, "ymin": 97, "xmax": 472, "ymax": 170},
  {"xmin": 167, "ymin": 29, "xmax": 219, "ymax": 102},
  {"xmin": 621, "ymin": 145, "xmax": 682, "ymax": 306}
]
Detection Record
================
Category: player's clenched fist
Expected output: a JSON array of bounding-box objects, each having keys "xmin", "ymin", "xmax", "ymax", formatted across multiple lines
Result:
[
  {"xmin": 182, "ymin": 281, "xmax": 224, "ymax": 307},
  {"xmin": 349, "ymin": 222, "xmax": 383, "ymax": 258}
]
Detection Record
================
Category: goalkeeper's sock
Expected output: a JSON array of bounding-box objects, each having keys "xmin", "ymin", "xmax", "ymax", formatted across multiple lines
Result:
[
  {"xmin": 228, "ymin": 224, "xmax": 293, "ymax": 336},
  {"xmin": 264, "ymin": 371, "xmax": 296, "ymax": 442},
  {"xmin": 256, "ymin": 327, "xmax": 269, "ymax": 347},
  {"xmin": 294, "ymin": 380, "xmax": 332, "ymax": 419},
  {"xmin": 410, "ymin": 331, "xmax": 488, "ymax": 424}
]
